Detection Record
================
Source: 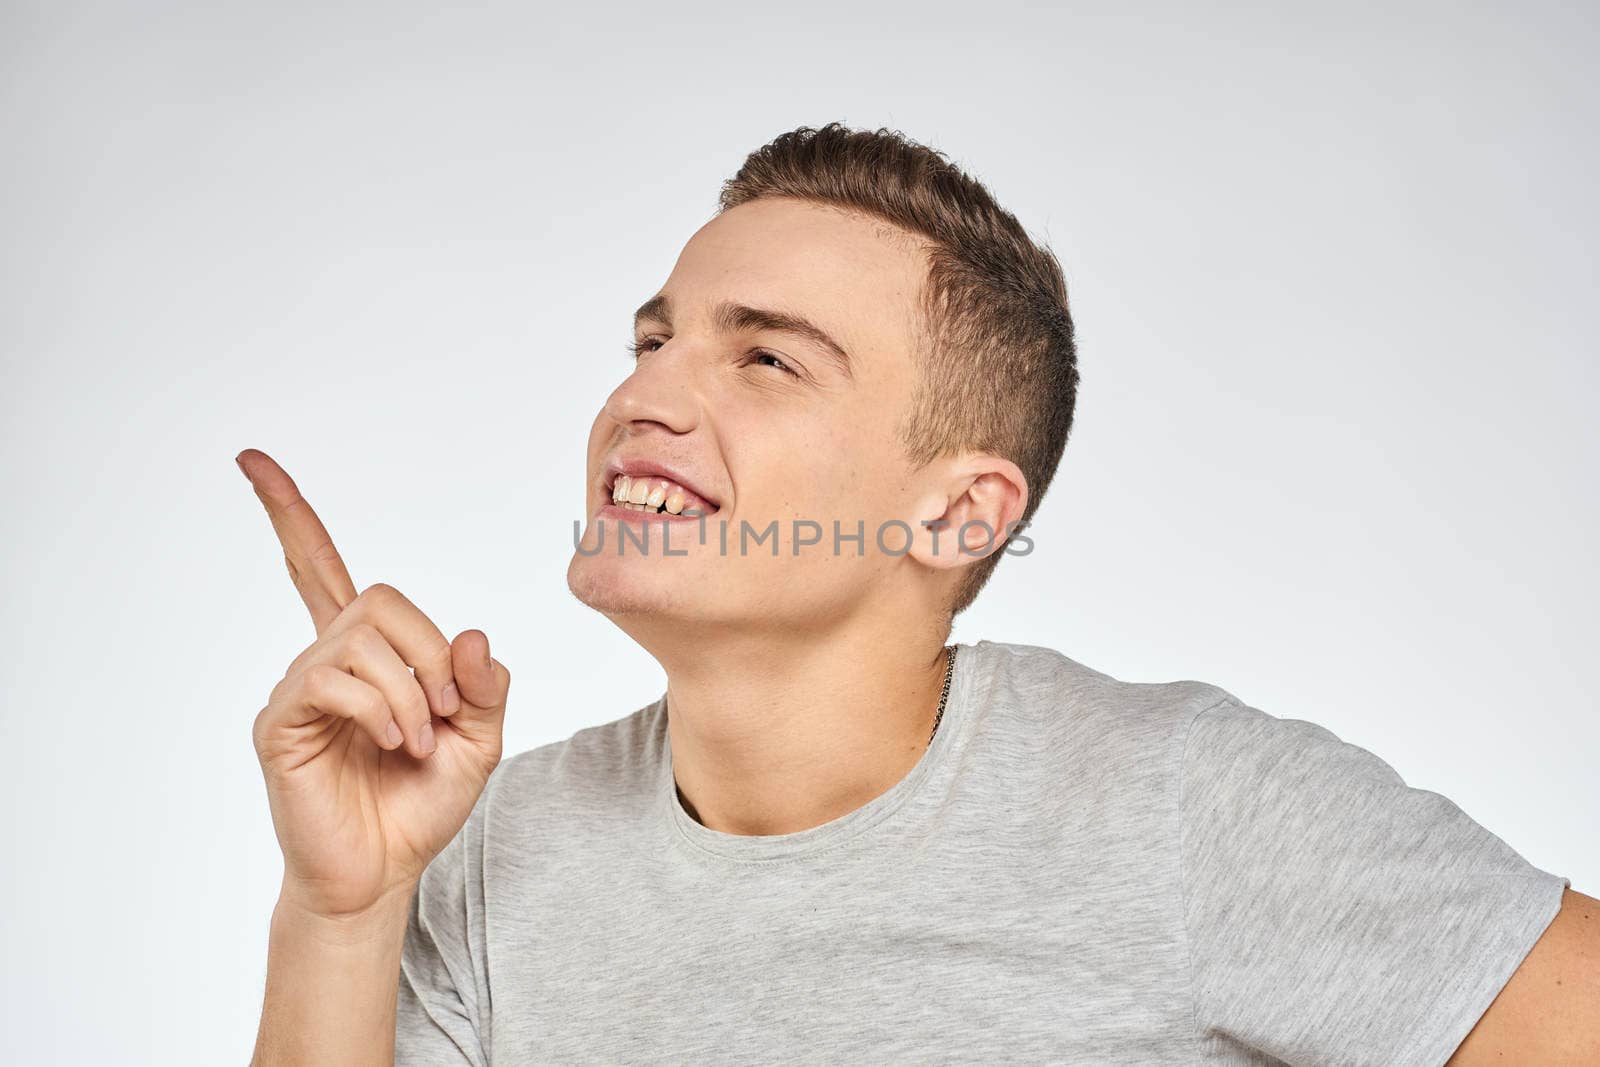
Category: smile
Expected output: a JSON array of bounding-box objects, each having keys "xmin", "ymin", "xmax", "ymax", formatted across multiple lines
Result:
[{"xmin": 607, "ymin": 474, "xmax": 716, "ymax": 516}]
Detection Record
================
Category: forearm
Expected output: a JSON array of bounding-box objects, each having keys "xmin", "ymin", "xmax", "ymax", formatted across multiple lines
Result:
[{"xmin": 251, "ymin": 881, "xmax": 415, "ymax": 1067}]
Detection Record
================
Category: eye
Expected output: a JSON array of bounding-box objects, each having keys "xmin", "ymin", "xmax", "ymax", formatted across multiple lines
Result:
[
  {"xmin": 746, "ymin": 349, "xmax": 797, "ymax": 376},
  {"xmin": 626, "ymin": 336, "xmax": 665, "ymax": 360}
]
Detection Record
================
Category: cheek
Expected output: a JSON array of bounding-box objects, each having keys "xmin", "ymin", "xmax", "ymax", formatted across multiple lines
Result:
[
  {"xmin": 720, "ymin": 397, "xmax": 896, "ymax": 518},
  {"xmin": 758, "ymin": 445, "xmax": 875, "ymax": 522},
  {"xmin": 824, "ymin": 410, "xmax": 904, "ymax": 509}
]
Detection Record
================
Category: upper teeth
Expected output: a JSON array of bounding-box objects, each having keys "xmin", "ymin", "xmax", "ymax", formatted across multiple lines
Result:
[{"xmin": 612, "ymin": 474, "xmax": 690, "ymax": 514}]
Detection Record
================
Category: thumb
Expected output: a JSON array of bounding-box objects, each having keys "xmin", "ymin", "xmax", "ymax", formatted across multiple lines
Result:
[{"xmin": 448, "ymin": 629, "xmax": 509, "ymax": 721}]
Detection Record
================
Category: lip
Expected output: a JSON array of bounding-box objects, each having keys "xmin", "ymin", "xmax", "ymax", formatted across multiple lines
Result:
[
  {"xmin": 599, "ymin": 456, "xmax": 722, "ymax": 514},
  {"xmin": 595, "ymin": 501, "xmax": 709, "ymax": 526}
]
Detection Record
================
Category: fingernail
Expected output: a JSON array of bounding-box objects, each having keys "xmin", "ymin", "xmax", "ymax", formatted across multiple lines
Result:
[
  {"xmin": 234, "ymin": 454, "xmax": 247, "ymax": 477},
  {"xmin": 419, "ymin": 719, "xmax": 437, "ymax": 756},
  {"xmin": 384, "ymin": 720, "xmax": 403, "ymax": 748},
  {"xmin": 442, "ymin": 681, "xmax": 460, "ymax": 715}
]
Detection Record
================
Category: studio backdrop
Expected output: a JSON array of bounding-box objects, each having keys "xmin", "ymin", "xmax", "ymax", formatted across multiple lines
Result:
[{"xmin": 2, "ymin": 2, "xmax": 1595, "ymax": 1062}]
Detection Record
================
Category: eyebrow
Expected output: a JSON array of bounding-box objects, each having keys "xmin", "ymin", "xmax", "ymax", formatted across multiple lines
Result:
[{"xmin": 632, "ymin": 294, "xmax": 854, "ymax": 380}]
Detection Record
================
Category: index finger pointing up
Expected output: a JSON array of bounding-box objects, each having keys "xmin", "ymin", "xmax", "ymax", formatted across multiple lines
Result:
[{"xmin": 236, "ymin": 448, "xmax": 359, "ymax": 634}]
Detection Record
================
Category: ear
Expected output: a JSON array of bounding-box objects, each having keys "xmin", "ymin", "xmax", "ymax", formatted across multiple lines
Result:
[{"xmin": 905, "ymin": 454, "xmax": 1029, "ymax": 572}]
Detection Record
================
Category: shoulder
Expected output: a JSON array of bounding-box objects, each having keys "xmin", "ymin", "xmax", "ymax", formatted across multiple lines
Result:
[
  {"xmin": 964, "ymin": 638, "xmax": 1241, "ymax": 749},
  {"xmin": 1180, "ymin": 697, "xmax": 1395, "ymax": 779},
  {"xmin": 1171, "ymin": 692, "xmax": 1568, "ymax": 1064}
]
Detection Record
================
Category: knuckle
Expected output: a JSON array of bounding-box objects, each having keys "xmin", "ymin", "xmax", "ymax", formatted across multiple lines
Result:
[
  {"xmin": 358, "ymin": 581, "xmax": 400, "ymax": 608},
  {"xmin": 251, "ymin": 705, "xmax": 271, "ymax": 750},
  {"xmin": 403, "ymin": 681, "xmax": 430, "ymax": 723},
  {"xmin": 284, "ymin": 646, "xmax": 314, "ymax": 678},
  {"xmin": 268, "ymin": 672, "xmax": 292, "ymax": 706},
  {"xmin": 306, "ymin": 538, "xmax": 342, "ymax": 569},
  {"xmin": 342, "ymin": 622, "xmax": 385, "ymax": 658},
  {"xmin": 298, "ymin": 663, "xmax": 338, "ymax": 702}
]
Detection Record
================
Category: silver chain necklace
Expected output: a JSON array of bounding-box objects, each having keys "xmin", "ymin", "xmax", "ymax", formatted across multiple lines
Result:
[{"xmin": 928, "ymin": 644, "xmax": 957, "ymax": 746}]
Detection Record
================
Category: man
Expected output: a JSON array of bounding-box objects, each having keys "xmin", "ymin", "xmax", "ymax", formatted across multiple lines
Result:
[{"xmin": 243, "ymin": 123, "xmax": 1597, "ymax": 1064}]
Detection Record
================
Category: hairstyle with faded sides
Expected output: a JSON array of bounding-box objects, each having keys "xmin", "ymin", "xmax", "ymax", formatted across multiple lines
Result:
[{"xmin": 717, "ymin": 122, "xmax": 1079, "ymax": 616}]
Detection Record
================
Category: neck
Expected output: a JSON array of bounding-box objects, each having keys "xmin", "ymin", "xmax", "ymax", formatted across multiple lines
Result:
[{"xmin": 629, "ymin": 608, "xmax": 953, "ymax": 837}]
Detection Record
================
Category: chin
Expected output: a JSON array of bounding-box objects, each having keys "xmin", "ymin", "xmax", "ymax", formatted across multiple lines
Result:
[{"xmin": 566, "ymin": 552, "xmax": 694, "ymax": 620}]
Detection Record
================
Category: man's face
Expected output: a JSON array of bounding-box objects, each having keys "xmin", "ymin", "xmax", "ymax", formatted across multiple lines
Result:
[{"xmin": 567, "ymin": 196, "xmax": 938, "ymax": 632}]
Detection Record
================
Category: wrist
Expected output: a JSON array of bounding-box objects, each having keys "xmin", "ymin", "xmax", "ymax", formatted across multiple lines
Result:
[
  {"xmin": 257, "ymin": 878, "xmax": 411, "ymax": 1067},
  {"xmin": 273, "ymin": 878, "xmax": 416, "ymax": 945}
]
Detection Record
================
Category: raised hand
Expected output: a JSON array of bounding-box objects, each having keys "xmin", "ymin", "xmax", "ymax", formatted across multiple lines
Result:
[{"xmin": 237, "ymin": 448, "xmax": 510, "ymax": 919}]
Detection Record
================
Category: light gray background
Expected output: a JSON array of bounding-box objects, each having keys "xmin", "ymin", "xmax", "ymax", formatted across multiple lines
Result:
[{"xmin": 3, "ymin": 2, "xmax": 1595, "ymax": 1062}]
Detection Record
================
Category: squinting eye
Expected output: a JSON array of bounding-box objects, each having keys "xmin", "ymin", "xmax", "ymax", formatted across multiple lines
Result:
[
  {"xmin": 748, "ymin": 350, "xmax": 796, "ymax": 375},
  {"xmin": 626, "ymin": 337, "xmax": 665, "ymax": 360}
]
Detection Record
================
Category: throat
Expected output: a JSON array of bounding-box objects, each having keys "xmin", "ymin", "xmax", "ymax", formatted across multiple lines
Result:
[{"xmin": 661, "ymin": 640, "xmax": 956, "ymax": 837}]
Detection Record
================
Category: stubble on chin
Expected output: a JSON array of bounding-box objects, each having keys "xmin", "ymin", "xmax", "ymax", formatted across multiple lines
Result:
[{"xmin": 566, "ymin": 558, "xmax": 670, "ymax": 618}]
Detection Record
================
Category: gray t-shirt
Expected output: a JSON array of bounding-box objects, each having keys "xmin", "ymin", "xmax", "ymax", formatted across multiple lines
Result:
[{"xmin": 397, "ymin": 639, "xmax": 1567, "ymax": 1065}]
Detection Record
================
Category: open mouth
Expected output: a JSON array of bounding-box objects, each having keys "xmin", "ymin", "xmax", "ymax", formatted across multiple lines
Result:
[{"xmin": 605, "ymin": 472, "xmax": 718, "ymax": 517}]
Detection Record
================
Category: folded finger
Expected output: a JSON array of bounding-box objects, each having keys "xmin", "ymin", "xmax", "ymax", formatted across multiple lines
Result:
[
  {"xmin": 262, "ymin": 663, "xmax": 404, "ymax": 752},
  {"xmin": 324, "ymin": 622, "xmax": 438, "ymax": 759},
  {"xmin": 322, "ymin": 582, "xmax": 459, "ymax": 719}
]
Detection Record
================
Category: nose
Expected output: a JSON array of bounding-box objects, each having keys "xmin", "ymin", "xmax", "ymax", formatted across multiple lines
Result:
[{"xmin": 602, "ymin": 343, "xmax": 701, "ymax": 435}]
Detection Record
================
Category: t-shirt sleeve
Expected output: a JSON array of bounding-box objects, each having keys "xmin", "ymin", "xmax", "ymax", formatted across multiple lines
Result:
[
  {"xmin": 1179, "ymin": 698, "xmax": 1569, "ymax": 1067},
  {"xmin": 395, "ymin": 802, "xmax": 490, "ymax": 1067}
]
